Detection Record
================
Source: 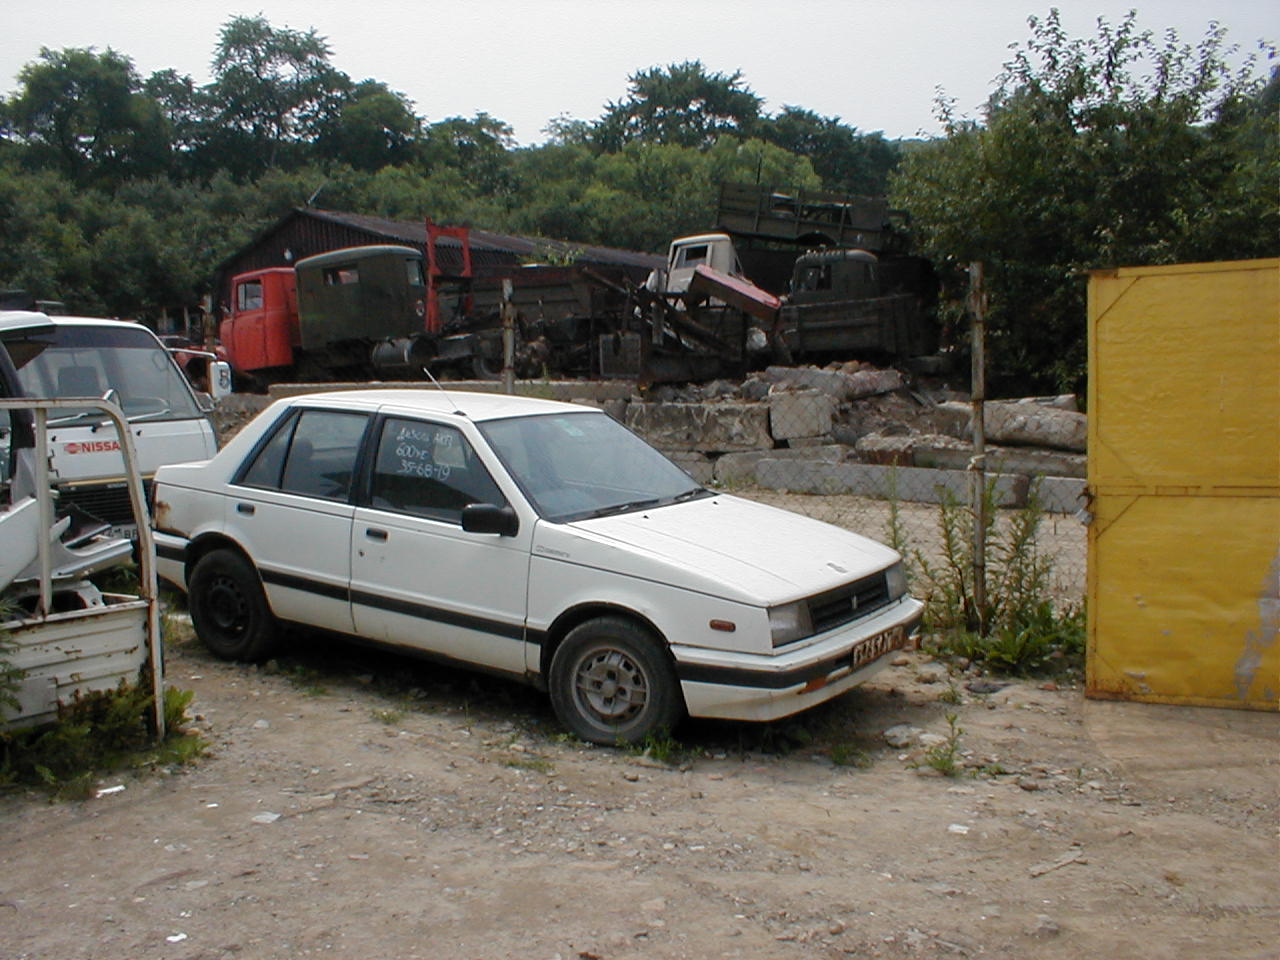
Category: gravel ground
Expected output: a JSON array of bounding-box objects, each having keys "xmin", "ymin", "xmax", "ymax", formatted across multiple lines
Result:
[{"xmin": 1, "ymin": 614, "xmax": 1274, "ymax": 960}]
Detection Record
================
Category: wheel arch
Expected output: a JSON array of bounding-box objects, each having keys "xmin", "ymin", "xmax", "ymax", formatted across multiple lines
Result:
[
  {"xmin": 184, "ymin": 533, "xmax": 261, "ymax": 589},
  {"xmin": 538, "ymin": 602, "xmax": 673, "ymax": 686}
]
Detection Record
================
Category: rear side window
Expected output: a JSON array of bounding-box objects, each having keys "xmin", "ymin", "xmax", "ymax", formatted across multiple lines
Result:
[
  {"xmin": 238, "ymin": 409, "xmax": 368, "ymax": 501},
  {"xmin": 369, "ymin": 417, "xmax": 505, "ymax": 524}
]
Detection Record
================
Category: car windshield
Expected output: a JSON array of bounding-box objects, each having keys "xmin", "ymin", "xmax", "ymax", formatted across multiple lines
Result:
[
  {"xmin": 479, "ymin": 411, "xmax": 709, "ymax": 522},
  {"xmin": 4, "ymin": 324, "xmax": 202, "ymax": 424}
]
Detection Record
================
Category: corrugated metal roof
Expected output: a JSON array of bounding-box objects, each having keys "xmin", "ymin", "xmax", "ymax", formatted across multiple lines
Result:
[{"xmin": 304, "ymin": 209, "xmax": 664, "ymax": 271}]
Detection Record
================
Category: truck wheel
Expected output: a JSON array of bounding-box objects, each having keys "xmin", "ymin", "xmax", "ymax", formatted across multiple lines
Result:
[
  {"xmin": 188, "ymin": 549, "xmax": 279, "ymax": 662},
  {"xmin": 549, "ymin": 617, "xmax": 683, "ymax": 745},
  {"xmin": 471, "ymin": 355, "xmax": 502, "ymax": 380}
]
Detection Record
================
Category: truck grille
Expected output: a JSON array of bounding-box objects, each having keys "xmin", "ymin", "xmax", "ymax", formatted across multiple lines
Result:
[
  {"xmin": 56, "ymin": 479, "xmax": 152, "ymax": 526},
  {"xmin": 807, "ymin": 571, "xmax": 891, "ymax": 634}
]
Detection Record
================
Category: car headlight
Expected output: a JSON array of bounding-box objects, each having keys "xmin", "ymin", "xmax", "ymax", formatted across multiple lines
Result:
[
  {"xmin": 885, "ymin": 561, "xmax": 908, "ymax": 600},
  {"xmin": 769, "ymin": 601, "xmax": 813, "ymax": 648}
]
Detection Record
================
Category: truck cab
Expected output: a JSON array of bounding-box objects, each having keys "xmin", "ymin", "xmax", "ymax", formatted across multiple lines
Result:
[
  {"xmin": 649, "ymin": 233, "xmax": 744, "ymax": 296},
  {"xmin": 0, "ymin": 312, "xmax": 219, "ymax": 536}
]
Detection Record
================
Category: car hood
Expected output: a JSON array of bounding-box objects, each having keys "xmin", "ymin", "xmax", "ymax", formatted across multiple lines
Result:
[{"xmin": 539, "ymin": 494, "xmax": 899, "ymax": 606}]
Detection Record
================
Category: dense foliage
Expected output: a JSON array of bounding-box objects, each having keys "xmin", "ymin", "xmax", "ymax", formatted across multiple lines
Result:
[
  {"xmin": 0, "ymin": 12, "xmax": 1274, "ymax": 391},
  {"xmin": 891, "ymin": 10, "xmax": 1278, "ymax": 392}
]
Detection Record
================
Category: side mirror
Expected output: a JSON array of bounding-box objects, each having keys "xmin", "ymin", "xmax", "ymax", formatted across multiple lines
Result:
[
  {"xmin": 209, "ymin": 361, "xmax": 233, "ymax": 401},
  {"xmin": 461, "ymin": 503, "xmax": 519, "ymax": 537}
]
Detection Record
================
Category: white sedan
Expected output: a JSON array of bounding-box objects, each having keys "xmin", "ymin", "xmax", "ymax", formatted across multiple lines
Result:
[{"xmin": 152, "ymin": 389, "xmax": 923, "ymax": 744}]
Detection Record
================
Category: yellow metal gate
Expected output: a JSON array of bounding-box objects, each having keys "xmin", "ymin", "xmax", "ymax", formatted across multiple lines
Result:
[{"xmin": 1087, "ymin": 259, "xmax": 1279, "ymax": 710}]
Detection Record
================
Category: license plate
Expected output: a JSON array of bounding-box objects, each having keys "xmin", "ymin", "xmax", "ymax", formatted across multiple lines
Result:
[
  {"xmin": 107, "ymin": 524, "xmax": 139, "ymax": 541},
  {"xmin": 850, "ymin": 625, "xmax": 906, "ymax": 670}
]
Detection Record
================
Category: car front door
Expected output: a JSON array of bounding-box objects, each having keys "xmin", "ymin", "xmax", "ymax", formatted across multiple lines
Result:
[{"xmin": 350, "ymin": 415, "xmax": 533, "ymax": 675}]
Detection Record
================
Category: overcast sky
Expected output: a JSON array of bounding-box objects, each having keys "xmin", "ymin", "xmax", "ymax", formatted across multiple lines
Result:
[{"xmin": 2, "ymin": 1, "xmax": 1275, "ymax": 145}]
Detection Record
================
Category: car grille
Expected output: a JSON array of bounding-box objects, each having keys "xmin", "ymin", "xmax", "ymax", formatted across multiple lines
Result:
[
  {"xmin": 807, "ymin": 570, "xmax": 892, "ymax": 634},
  {"xmin": 57, "ymin": 479, "xmax": 153, "ymax": 526}
]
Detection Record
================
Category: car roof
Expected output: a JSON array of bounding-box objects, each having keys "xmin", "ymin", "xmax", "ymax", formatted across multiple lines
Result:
[{"xmin": 288, "ymin": 388, "xmax": 597, "ymax": 423}]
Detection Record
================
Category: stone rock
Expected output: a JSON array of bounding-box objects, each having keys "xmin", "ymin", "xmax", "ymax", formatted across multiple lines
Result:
[
  {"xmin": 761, "ymin": 365, "xmax": 856, "ymax": 399},
  {"xmin": 845, "ymin": 368, "xmax": 905, "ymax": 399},
  {"xmin": 769, "ymin": 389, "xmax": 836, "ymax": 440},
  {"xmin": 916, "ymin": 664, "xmax": 948, "ymax": 684},
  {"xmin": 883, "ymin": 723, "xmax": 923, "ymax": 748},
  {"xmin": 1027, "ymin": 915, "xmax": 1061, "ymax": 938},
  {"xmin": 626, "ymin": 401, "xmax": 772, "ymax": 453},
  {"xmin": 855, "ymin": 433, "xmax": 918, "ymax": 466},
  {"xmin": 665, "ymin": 450, "xmax": 714, "ymax": 484},
  {"xmin": 985, "ymin": 401, "xmax": 1087, "ymax": 452},
  {"xmin": 712, "ymin": 444, "xmax": 846, "ymax": 486}
]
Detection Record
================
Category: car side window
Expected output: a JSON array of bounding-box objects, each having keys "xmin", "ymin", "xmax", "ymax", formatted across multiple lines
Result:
[
  {"xmin": 239, "ymin": 409, "xmax": 368, "ymax": 501},
  {"xmin": 369, "ymin": 417, "xmax": 505, "ymax": 524}
]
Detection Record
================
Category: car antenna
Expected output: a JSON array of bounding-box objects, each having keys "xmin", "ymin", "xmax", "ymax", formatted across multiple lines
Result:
[{"xmin": 419, "ymin": 365, "xmax": 466, "ymax": 416}]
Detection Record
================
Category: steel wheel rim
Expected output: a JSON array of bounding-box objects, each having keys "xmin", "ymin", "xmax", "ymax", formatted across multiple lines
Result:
[
  {"xmin": 206, "ymin": 575, "xmax": 248, "ymax": 636},
  {"xmin": 573, "ymin": 648, "xmax": 648, "ymax": 726}
]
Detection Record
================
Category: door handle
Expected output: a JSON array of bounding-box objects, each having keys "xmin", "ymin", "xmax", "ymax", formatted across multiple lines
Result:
[
  {"xmin": 236, "ymin": 503, "xmax": 255, "ymax": 515},
  {"xmin": 365, "ymin": 528, "xmax": 388, "ymax": 541}
]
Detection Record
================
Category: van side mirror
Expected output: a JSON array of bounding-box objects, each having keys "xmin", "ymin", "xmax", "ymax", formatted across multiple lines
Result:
[
  {"xmin": 461, "ymin": 503, "xmax": 519, "ymax": 537},
  {"xmin": 209, "ymin": 361, "xmax": 233, "ymax": 401}
]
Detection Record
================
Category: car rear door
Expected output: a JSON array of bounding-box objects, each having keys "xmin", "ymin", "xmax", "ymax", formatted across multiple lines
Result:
[
  {"xmin": 227, "ymin": 407, "xmax": 369, "ymax": 632},
  {"xmin": 349, "ymin": 414, "xmax": 533, "ymax": 675}
]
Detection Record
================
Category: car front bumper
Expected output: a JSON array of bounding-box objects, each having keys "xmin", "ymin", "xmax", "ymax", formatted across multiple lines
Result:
[{"xmin": 672, "ymin": 596, "xmax": 925, "ymax": 722}]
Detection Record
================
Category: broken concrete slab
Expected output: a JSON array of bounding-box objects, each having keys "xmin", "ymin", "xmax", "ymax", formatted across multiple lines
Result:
[
  {"xmin": 713, "ymin": 444, "xmax": 847, "ymax": 487},
  {"xmin": 666, "ymin": 451, "xmax": 715, "ymax": 485},
  {"xmin": 754, "ymin": 460, "xmax": 1029, "ymax": 507},
  {"xmin": 626, "ymin": 401, "xmax": 772, "ymax": 453},
  {"xmin": 912, "ymin": 443, "xmax": 1087, "ymax": 479},
  {"xmin": 1031, "ymin": 476, "xmax": 1088, "ymax": 514},
  {"xmin": 769, "ymin": 389, "xmax": 836, "ymax": 440},
  {"xmin": 985, "ymin": 401, "xmax": 1087, "ymax": 452}
]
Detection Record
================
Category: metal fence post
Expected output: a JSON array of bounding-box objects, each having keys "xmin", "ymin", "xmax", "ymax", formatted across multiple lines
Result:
[{"xmin": 968, "ymin": 262, "xmax": 988, "ymax": 633}]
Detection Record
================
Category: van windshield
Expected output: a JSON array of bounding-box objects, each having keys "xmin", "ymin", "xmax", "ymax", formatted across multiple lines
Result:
[{"xmin": 4, "ymin": 324, "xmax": 203, "ymax": 423}]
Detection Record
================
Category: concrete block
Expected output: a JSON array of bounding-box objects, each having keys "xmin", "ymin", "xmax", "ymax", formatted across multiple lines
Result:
[
  {"xmin": 985, "ymin": 401, "xmax": 1087, "ymax": 452},
  {"xmin": 666, "ymin": 451, "xmax": 715, "ymax": 485},
  {"xmin": 1031, "ymin": 476, "xmax": 1088, "ymax": 514},
  {"xmin": 769, "ymin": 389, "xmax": 836, "ymax": 440},
  {"xmin": 913, "ymin": 443, "xmax": 1087, "ymax": 479},
  {"xmin": 762, "ymin": 366, "xmax": 854, "ymax": 399},
  {"xmin": 713, "ymin": 445, "xmax": 847, "ymax": 487},
  {"xmin": 755, "ymin": 460, "xmax": 1028, "ymax": 507},
  {"xmin": 626, "ymin": 402, "xmax": 772, "ymax": 453}
]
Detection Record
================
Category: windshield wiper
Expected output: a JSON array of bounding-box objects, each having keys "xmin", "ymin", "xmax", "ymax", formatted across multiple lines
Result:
[
  {"xmin": 584, "ymin": 497, "xmax": 661, "ymax": 519},
  {"xmin": 671, "ymin": 487, "xmax": 711, "ymax": 503}
]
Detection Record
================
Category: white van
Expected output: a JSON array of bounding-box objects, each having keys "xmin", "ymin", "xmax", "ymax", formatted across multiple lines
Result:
[{"xmin": 0, "ymin": 312, "xmax": 219, "ymax": 536}]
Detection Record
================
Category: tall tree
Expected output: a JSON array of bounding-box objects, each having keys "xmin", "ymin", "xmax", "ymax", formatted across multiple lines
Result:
[
  {"xmin": 761, "ymin": 106, "xmax": 899, "ymax": 194},
  {"xmin": 316, "ymin": 81, "xmax": 421, "ymax": 171},
  {"xmin": 595, "ymin": 61, "xmax": 763, "ymax": 150},
  {"xmin": 5, "ymin": 47, "xmax": 170, "ymax": 184},
  {"xmin": 205, "ymin": 15, "xmax": 351, "ymax": 174},
  {"xmin": 891, "ymin": 11, "xmax": 1278, "ymax": 393}
]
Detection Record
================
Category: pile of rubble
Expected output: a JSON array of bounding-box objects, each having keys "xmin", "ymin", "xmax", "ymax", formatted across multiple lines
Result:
[{"xmin": 625, "ymin": 362, "xmax": 1087, "ymax": 513}]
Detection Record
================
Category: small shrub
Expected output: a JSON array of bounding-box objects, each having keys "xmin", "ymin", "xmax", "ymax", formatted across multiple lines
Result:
[
  {"xmin": 0, "ymin": 680, "xmax": 205, "ymax": 798},
  {"xmin": 914, "ymin": 712, "xmax": 965, "ymax": 778}
]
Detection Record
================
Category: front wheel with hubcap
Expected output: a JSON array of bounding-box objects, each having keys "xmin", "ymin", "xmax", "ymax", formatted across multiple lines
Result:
[
  {"xmin": 549, "ymin": 617, "xmax": 683, "ymax": 745},
  {"xmin": 188, "ymin": 548, "xmax": 279, "ymax": 662}
]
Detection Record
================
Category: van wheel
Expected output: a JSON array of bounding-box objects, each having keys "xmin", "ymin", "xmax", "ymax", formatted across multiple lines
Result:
[
  {"xmin": 549, "ymin": 617, "xmax": 683, "ymax": 745},
  {"xmin": 188, "ymin": 549, "xmax": 279, "ymax": 662}
]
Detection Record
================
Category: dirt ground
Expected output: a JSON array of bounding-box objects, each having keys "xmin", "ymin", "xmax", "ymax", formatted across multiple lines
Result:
[{"xmin": 1, "ymin": 614, "xmax": 1275, "ymax": 960}]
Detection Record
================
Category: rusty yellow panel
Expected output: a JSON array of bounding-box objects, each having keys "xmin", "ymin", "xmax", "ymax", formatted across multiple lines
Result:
[
  {"xmin": 1087, "ymin": 259, "xmax": 1279, "ymax": 711},
  {"xmin": 1088, "ymin": 259, "xmax": 1279, "ymax": 490},
  {"xmin": 1087, "ymin": 493, "xmax": 1279, "ymax": 710}
]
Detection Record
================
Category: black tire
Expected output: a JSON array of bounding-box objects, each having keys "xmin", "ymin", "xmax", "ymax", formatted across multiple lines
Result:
[
  {"xmin": 188, "ymin": 548, "xmax": 279, "ymax": 662},
  {"xmin": 549, "ymin": 616, "xmax": 683, "ymax": 745}
]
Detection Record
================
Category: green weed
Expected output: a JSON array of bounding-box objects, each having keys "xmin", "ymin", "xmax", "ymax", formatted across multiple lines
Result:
[
  {"xmin": 0, "ymin": 681, "xmax": 205, "ymax": 798},
  {"xmin": 914, "ymin": 712, "xmax": 965, "ymax": 777}
]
